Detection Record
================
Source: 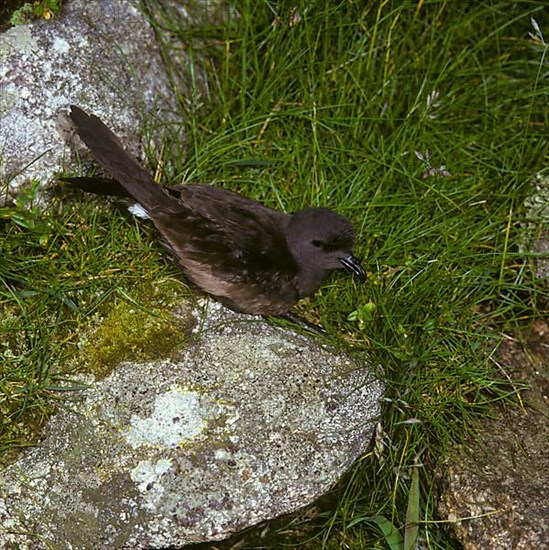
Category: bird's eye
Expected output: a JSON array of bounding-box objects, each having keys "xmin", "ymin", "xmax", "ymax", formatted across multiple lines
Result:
[{"xmin": 312, "ymin": 239, "xmax": 337, "ymax": 252}]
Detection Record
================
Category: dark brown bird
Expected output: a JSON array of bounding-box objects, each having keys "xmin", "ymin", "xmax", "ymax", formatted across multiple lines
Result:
[{"xmin": 66, "ymin": 106, "xmax": 365, "ymax": 316}]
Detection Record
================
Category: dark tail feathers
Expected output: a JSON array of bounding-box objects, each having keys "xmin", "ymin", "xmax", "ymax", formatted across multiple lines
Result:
[
  {"xmin": 69, "ymin": 106, "xmax": 173, "ymax": 211},
  {"xmin": 60, "ymin": 176, "xmax": 130, "ymax": 197}
]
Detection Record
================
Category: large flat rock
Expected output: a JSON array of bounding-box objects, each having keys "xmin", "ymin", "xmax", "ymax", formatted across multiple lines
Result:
[{"xmin": 0, "ymin": 304, "xmax": 383, "ymax": 548}]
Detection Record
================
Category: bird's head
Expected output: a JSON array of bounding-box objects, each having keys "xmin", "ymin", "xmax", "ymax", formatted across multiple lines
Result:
[{"xmin": 287, "ymin": 207, "xmax": 366, "ymax": 294}]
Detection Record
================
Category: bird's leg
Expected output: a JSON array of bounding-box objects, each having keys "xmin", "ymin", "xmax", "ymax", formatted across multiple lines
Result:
[{"xmin": 269, "ymin": 312, "xmax": 326, "ymax": 334}]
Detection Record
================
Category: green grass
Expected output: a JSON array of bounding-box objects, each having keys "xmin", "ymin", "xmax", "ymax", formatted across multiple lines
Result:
[{"xmin": 2, "ymin": 0, "xmax": 549, "ymax": 547}]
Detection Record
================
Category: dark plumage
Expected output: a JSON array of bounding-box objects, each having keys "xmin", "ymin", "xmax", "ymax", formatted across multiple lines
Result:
[{"xmin": 66, "ymin": 106, "xmax": 365, "ymax": 316}]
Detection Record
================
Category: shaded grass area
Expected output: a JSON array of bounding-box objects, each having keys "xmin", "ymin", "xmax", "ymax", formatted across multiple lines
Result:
[
  {"xmin": 1, "ymin": 0, "xmax": 549, "ymax": 548},
  {"xmin": 0, "ymin": 0, "xmax": 63, "ymax": 29},
  {"xmin": 0, "ymin": 0, "xmax": 28, "ymax": 27}
]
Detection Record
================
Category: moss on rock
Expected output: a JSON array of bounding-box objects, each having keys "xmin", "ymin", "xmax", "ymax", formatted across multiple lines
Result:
[{"xmin": 83, "ymin": 279, "xmax": 195, "ymax": 377}]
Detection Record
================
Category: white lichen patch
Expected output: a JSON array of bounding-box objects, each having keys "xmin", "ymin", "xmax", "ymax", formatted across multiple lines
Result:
[
  {"xmin": 125, "ymin": 386, "xmax": 215, "ymax": 449},
  {"xmin": 0, "ymin": 26, "xmax": 38, "ymax": 58},
  {"xmin": 130, "ymin": 459, "xmax": 173, "ymax": 512},
  {"xmin": 52, "ymin": 36, "xmax": 70, "ymax": 54},
  {"xmin": 519, "ymin": 173, "xmax": 549, "ymax": 280}
]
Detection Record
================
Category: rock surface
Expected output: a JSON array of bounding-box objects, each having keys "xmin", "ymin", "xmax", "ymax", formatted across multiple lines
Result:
[
  {"xmin": 0, "ymin": 303, "xmax": 383, "ymax": 548},
  {"xmin": 0, "ymin": 0, "xmax": 180, "ymax": 201},
  {"xmin": 520, "ymin": 173, "xmax": 549, "ymax": 281},
  {"xmin": 438, "ymin": 320, "xmax": 549, "ymax": 549}
]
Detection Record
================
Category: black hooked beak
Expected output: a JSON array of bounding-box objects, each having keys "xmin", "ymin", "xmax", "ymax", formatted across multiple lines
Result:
[{"xmin": 339, "ymin": 255, "xmax": 366, "ymax": 282}]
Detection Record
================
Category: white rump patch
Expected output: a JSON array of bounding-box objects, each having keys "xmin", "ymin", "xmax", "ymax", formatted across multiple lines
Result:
[{"xmin": 128, "ymin": 203, "xmax": 150, "ymax": 219}]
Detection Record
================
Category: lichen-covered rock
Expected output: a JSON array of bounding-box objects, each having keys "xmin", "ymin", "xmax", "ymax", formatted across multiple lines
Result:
[
  {"xmin": 437, "ymin": 322, "xmax": 549, "ymax": 549},
  {"xmin": 0, "ymin": 0, "xmax": 179, "ymax": 201},
  {"xmin": 520, "ymin": 173, "xmax": 549, "ymax": 282},
  {"xmin": 0, "ymin": 303, "xmax": 383, "ymax": 548}
]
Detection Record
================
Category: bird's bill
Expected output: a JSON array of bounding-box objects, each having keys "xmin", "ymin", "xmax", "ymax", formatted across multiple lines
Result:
[{"xmin": 339, "ymin": 255, "xmax": 366, "ymax": 282}]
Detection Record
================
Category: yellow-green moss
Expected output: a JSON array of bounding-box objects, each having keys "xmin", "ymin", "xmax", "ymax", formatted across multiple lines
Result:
[{"xmin": 82, "ymin": 279, "xmax": 196, "ymax": 377}]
